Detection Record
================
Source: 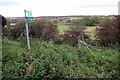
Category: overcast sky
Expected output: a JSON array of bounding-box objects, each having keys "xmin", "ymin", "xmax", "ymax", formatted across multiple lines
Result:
[{"xmin": 0, "ymin": 0, "xmax": 119, "ymax": 17}]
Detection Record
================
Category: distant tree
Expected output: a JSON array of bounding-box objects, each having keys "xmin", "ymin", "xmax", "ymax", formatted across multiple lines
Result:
[
  {"xmin": 71, "ymin": 17, "xmax": 100, "ymax": 27},
  {"xmin": 82, "ymin": 17, "xmax": 91, "ymax": 26},
  {"xmin": 52, "ymin": 20, "xmax": 58, "ymax": 24},
  {"xmin": 0, "ymin": 15, "xmax": 6, "ymax": 27},
  {"xmin": 71, "ymin": 18, "xmax": 83, "ymax": 26},
  {"xmin": 0, "ymin": 15, "xmax": 1, "ymax": 25},
  {"xmin": 0, "ymin": 15, "xmax": 7, "ymax": 36},
  {"xmin": 82, "ymin": 17, "xmax": 100, "ymax": 26},
  {"xmin": 66, "ymin": 19, "xmax": 71, "ymax": 23},
  {"xmin": 90, "ymin": 17, "xmax": 99, "ymax": 26}
]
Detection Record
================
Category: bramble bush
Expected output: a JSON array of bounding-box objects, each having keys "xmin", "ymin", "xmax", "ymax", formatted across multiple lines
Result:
[
  {"xmin": 10, "ymin": 19, "xmax": 59, "ymax": 42},
  {"xmin": 29, "ymin": 19, "xmax": 59, "ymax": 42},
  {"xmin": 99, "ymin": 17, "xmax": 112, "ymax": 25},
  {"xmin": 2, "ymin": 39, "xmax": 119, "ymax": 79},
  {"xmin": 54, "ymin": 27, "xmax": 89, "ymax": 45},
  {"xmin": 96, "ymin": 16, "xmax": 120, "ymax": 46},
  {"xmin": 10, "ymin": 20, "xmax": 25, "ymax": 38}
]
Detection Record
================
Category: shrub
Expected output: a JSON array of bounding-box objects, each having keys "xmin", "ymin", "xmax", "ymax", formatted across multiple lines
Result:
[
  {"xmin": 10, "ymin": 20, "xmax": 25, "ymax": 38},
  {"xmin": 3, "ymin": 26, "xmax": 14, "ymax": 38},
  {"xmin": 71, "ymin": 18, "xmax": 82, "ymax": 26},
  {"xmin": 96, "ymin": 16, "xmax": 120, "ymax": 46},
  {"xmin": 71, "ymin": 17, "xmax": 100, "ymax": 27},
  {"xmin": 29, "ymin": 19, "xmax": 59, "ymax": 41},
  {"xmin": 54, "ymin": 27, "xmax": 89, "ymax": 45},
  {"xmin": 99, "ymin": 17, "xmax": 112, "ymax": 25},
  {"xmin": 11, "ymin": 19, "xmax": 59, "ymax": 42},
  {"xmin": 82, "ymin": 17, "xmax": 92, "ymax": 26}
]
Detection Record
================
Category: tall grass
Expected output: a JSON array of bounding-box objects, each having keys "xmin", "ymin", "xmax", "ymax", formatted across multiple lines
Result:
[{"xmin": 2, "ymin": 38, "xmax": 119, "ymax": 79}]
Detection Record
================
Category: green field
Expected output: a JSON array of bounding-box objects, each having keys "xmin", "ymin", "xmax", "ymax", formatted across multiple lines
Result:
[
  {"xmin": 58, "ymin": 24, "xmax": 97, "ymax": 40},
  {"xmin": 85, "ymin": 27, "xmax": 97, "ymax": 40},
  {"xmin": 58, "ymin": 24, "xmax": 71, "ymax": 34}
]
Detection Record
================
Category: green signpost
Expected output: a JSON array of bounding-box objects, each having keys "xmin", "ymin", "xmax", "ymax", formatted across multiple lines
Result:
[
  {"xmin": 26, "ymin": 11, "xmax": 35, "ymax": 22},
  {"xmin": 26, "ymin": 17, "xmax": 35, "ymax": 22},
  {"xmin": 24, "ymin": 10, "xmax": 35, "ymax": 52},
  {"xmin": 27, "ymin": 11, "xmax": 32, "ymax": 16}
]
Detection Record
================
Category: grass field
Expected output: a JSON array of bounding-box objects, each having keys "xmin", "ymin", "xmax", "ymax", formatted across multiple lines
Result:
[
  {"xmin": 58, "ymin": 24, "xmax": 71, "ymax": 34},
  {"xmin": 85, "ymin": 27, "xmax": 97, "ymax": 40},
  {"xmin": 58, "ymin": 24, "xmax": 97, "ymax": 40}
]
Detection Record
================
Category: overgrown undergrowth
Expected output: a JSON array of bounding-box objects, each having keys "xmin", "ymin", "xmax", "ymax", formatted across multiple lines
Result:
[{"xmin": 2, "ymin": 39, "xmax": 119, "ymax": 79}]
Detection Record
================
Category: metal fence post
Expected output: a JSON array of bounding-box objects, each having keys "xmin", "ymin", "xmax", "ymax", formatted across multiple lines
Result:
[{"xmin": 24, "ymin": 10, "xmax": 30, "ymax": 52}]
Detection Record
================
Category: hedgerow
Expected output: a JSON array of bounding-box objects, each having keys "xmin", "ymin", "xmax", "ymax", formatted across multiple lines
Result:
[
  {"xmin": 9, "ymin": 19, "xmax": 59, "ymax": 42},
  {"xmin": 96, "ymin": 16, "xmax": 120, "ymax": 46}
]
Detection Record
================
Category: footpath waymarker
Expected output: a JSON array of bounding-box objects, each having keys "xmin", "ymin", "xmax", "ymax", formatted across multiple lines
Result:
[{"xmin": 24, "ymin": 10, "xmax": 35, "ymax": 52}]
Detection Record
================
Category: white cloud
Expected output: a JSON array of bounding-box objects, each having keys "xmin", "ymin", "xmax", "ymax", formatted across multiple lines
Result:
[{"xmin": 0, "ymin": 0, "xmax": 119, "ymax": 17}]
